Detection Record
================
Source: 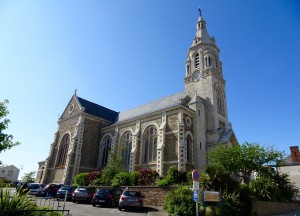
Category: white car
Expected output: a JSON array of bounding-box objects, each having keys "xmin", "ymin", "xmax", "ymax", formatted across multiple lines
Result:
[{"xmin": 28, "ymin": 183, "xmax": 46, "ymax": 196}]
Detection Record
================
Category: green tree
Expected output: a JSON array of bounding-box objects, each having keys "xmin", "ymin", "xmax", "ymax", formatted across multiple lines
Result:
[
  {"xmin": 0, "ymin": 100, "xmax": 20, "ymax": 164},
  {"xmin": 208, "ymin": 142, "xmax": 284, "ymax": 185},
  {"xmin": 100, "ymin": 145, "xmax": 125, "ymax": 185},
  {"xmin": 21, "ymin": 171, "xmax": 36, "ymax": 183}
]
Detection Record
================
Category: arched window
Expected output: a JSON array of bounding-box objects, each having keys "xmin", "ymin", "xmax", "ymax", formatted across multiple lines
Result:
[
  {"xmin": 217, "ymin": 89, "xmax": 225, "ymax": 115},
  {"xmin": 121, "ymin": 131, "xmax": 132, "ymax": 171},
  {"xmin": 143, "ymin": 126, "xmax": 157, "ymax": 163},
  {"xmin": 101, "ymin": 136, "xmax": 112, "ymax": 167},
  {"xmin": 186, "ymin": 134, "xmax": 193, "ymax": 163},
  {"xmin": 194, "ymin": 53, "xmax": 200, "ymax": 68},
  {"xmin": 186, "ymin": 64, "xmax": 190, "ymax": 75},
  {"xmin": 57, "ymin": 134, "xmax": 70, "ymax": 167},
  {"xmin": 205, "ymin": 56, "xmax": 211, "ymax": 67}
]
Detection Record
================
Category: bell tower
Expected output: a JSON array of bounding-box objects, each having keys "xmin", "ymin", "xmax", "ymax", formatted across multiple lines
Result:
[{"xmin": 185, "ymin": 10, "xmax": 229, "ymax": 153}]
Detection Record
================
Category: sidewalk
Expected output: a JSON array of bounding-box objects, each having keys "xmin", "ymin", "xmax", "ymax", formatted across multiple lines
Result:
[{"xmin": 147, "ymin": 206, "xmax": 168, "ymax": 216}]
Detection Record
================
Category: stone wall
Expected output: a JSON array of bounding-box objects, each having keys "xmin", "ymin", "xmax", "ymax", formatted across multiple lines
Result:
[
  {"xmin": 98, "ymin": 186, "xmax": 175, "ymax": 206},
  {"xmin": 251, "ymin": 201, "xmax": 300, "ymax": 215}
]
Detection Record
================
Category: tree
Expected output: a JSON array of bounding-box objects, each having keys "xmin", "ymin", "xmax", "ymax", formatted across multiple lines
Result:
[
  {"xmin": 21, "ymin": 171, "xmax": 36, "ymax": 183},
  {"xmin": 0, "ymin": 100, "xmax": 20, "ymax": 164},
  {"xmin": 100, "ymin": 145, "xmax": 125, "ymax": 185},
  {"xmin": 208, "ymin": 142, "xmax": 284, "ymax": 185}
]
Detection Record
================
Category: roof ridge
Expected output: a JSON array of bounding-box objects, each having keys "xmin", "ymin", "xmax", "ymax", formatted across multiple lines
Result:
[
  {"xmin": 77, "ymin": 96, "xmax": 117, "ymax": 112},
  {"xmin": 120, "ymin": 92, "xmax": 184, "ymax": 113}
]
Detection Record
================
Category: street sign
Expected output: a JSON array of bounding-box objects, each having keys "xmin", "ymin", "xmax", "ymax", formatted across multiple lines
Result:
[
  {"xmin": 193, "ymin": 181, "xmax": 199, "ymax": 190},
  {"xmin": 192, "ymin": 170, "xmax": 200, "ymax": 181},
  {"xmin": 193, "ymin": 190, "xmax": 198, "ymax": 202}
]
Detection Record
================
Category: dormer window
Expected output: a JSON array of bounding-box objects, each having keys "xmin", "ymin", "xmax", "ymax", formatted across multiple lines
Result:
[{"xmin": 194, "ymin": 53, "xmax": 200, "ymax": 68}]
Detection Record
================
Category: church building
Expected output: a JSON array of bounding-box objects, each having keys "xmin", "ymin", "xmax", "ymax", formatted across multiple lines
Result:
[{"xmin": 36, "ymin": 11, "xmax": 238, "ymax": 185}]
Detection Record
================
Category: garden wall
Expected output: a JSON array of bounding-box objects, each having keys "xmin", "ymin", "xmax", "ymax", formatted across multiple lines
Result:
[
  {"xmin": 251, "ymin": 201, "xmax": 300, "ymax": 215},
  {"xmin": 99, "ymin": 186, "xmax": 175, "ymax": 206}
]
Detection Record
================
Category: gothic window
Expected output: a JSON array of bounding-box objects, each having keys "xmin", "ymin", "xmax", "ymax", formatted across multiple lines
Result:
[
  {"xmin": 101, "ymin": 136, "xmax": 112, "ymax": 167},
  {"xmin": 57, "ymin": 134, "xmax": 70, "ymax": 167},
  {"xmin": 194, "ymin": 53, "xmax": 200, "ymax": 68},
  {"xmin": 186, "ymin": 134, "xmax": 193, "ymax": 163},
  {"xmin": 219, "ymin": 121, "xmax": 226, "ymax": 131},
  {"xmin": 186, "ymin": 64, "xmax": 190, "ymax": 75},
  {"xmin": 121, "ymin": 131, "xmax": 132, "ymax": 171},
  {"xmin": 143, "ymin": 126, "xmax": 157, "ymax": 163},
  {"xmin": 217, "ymin": 89, "xmax": 225, "ymax": 115},
  {"xmin": 205, "ymin": 56, "xmax": 211, "ymax": 67}
]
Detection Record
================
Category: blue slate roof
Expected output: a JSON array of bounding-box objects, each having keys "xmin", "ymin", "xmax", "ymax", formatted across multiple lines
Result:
[
  {"xmin": 219, "ymin": 130, "xmax": 233, "ymax": 143},
  {"xmin": 77, "ymin": 97, "xmax": 119, "ymax": 123}
]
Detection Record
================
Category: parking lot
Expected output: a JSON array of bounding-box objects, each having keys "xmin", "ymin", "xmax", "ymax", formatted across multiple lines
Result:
[{"xmin": 7, "ymin": 188, "xmax": 156, "ymax": 216}]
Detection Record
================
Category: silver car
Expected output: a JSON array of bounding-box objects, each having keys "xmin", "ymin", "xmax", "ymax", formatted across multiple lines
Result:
[
  {"xmin": 119, "ymin": 190, "xmax": 143, "ymax": 211},
  {"xmin": 28, "ymin": 183, "xmax": 46, "ymax": 197}
]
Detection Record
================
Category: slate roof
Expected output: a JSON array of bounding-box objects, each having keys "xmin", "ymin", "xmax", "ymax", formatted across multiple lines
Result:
[
  {"xmin": 77, "ymin": 97, "xmax": 119, "ymax": 123},
  {"xmin": 219, "ymin": 130, "xmax": 233, "ymax": 143},
  {"xmin": 117, "ymin": 92, "xmax": 185, "ymax": 123}
]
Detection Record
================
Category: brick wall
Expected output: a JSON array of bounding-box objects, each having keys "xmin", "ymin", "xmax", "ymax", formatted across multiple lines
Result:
[{"xmin": 251, "ymin": 201, "xmax": 300, "ymax": 215}]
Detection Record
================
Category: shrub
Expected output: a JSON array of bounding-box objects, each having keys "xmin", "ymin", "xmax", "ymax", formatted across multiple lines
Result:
[
  {"xmin": 167, "ymin": 166, "xmax": 187, "ymax": 185},
  {"xmin": 112, "ymin": 172, "xmax": 130, "ymax": 187},
  {"xmin": 73, "ymin": 172, "xmax": 88, "ymax": 186},
  {"xmin": 86, "ymin": 171, "xmax": 102, "ymax": 186},
  {"xmin": 90, "ymin": 178, "xmax": 102, "ymax": 186},
  {"xmin": 137, "ymin": 169, "xmax": 159, "ymax": 186},
  {"xmin": 157, "ymin": 178, "xmax": 171, "ymax": 186},
  {"xmin": 164, "ymin": 186, "xmax": 195, "ymax": 216},
  {"xmin": 0, "ymin": 186, "xmax": 36, "ymax": 213},
  {"xmin": 129, "ymin": 171, "xmax": 139, "ymax": 186}
]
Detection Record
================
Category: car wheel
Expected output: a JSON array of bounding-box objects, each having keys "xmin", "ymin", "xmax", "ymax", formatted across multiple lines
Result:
[
  {"xmin": 92, "ymin": 203, "xmax": 96, "ymax": 207},
  {"xmin": 72, "ymin": 200, "xmax": 75, "ymax": 203},
  {"xmin": 118, "ymin": 207, "xmax": 122, "ymax": 211}
]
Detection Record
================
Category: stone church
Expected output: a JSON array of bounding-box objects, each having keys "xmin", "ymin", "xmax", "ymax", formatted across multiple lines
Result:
[{"xmin": 36, "ymin": 12, "xmax": 238, "ymax": 185}]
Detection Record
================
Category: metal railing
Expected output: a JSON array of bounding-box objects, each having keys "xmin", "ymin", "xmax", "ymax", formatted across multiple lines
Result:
[{"xmin": 2, "ymin": 209, "xmax": 71, "ymax": 216}]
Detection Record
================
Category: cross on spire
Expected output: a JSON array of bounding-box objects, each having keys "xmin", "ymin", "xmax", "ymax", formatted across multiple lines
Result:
[{"xmin": 198, "ymin": 7, "xmax": 202, "ymax": 17}]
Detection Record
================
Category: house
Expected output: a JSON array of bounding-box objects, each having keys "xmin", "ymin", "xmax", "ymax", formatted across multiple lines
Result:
[{"xmin": 0, "ymin": 165, "xmax": 20, "ymax": 182}]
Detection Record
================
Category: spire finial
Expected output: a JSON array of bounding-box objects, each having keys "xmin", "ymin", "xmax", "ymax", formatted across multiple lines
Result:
[
  {"xmin": 74, "ymin": 89, "xmax": 77, "ymax": 95},
  {"xmin": 198, "ymin": 7, "xmax": 202, "ymax": 17}
]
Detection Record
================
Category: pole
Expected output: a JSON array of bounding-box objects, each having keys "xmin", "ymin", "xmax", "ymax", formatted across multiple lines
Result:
[{"xmin": 196, "ymin": 200, "xmax": 199, "ymax": 216}]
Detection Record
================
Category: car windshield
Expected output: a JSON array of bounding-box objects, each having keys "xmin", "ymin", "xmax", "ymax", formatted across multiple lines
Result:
[
  {"xmin": 60, "ymin": 186, "xmax": 72, "ymax": 190},
  {"xmin": 123, "ymin": 191, "xmax": 140, "ymax": 197},
  {"xmin": 96, "ymin": 189, "xmax": 111, "ymax": 194},
  {"xmin": 78, "ymin": 187, "xmax": 88, "ymax": 191},
  {"xmin": 28, "ymin": 184, "xmax": 40, "ymax": 189}
]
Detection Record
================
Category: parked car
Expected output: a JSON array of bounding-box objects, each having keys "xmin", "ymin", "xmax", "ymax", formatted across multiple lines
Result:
[
  {"xmin": 92, "ymin": 188, "xmax": 120, "ymax": 207},
  {"xmin": 118, "ymin": 190, "xmax": 144, "ymax": 211},
  {"xmin": 28, "ymin": 183, "xmax": 46, "ymax": 197},
  {"xmin": 72, "ymin": 186, "xmax": 96, "ymax": 203},
  {"xmin": 55, "ymin": 185, "xmax": 76, "ymax": 200},
  {"xmin": 16, "ymin": 181, "xmax": 25, "ymax": 190},
  {"xmin": 43, "ymin": 183, "xmax": 63, "ymax": 197}
]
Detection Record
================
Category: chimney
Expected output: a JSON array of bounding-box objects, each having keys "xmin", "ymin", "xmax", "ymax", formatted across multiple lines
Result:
[{"xmin": 290, "ymin": 146, "xmax": 300, "ymax": 163}]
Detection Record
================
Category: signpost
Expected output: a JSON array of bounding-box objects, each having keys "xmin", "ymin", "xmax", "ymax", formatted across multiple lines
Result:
[{"xmin": 192, "ymin": 170, "xmax": 200, "ymax": 216}]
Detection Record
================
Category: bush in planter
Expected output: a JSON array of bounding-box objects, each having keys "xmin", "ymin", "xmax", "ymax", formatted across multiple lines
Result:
[
  {"xmin": 157, "ymin": 178, "xmax": 171, "ymax": 186},
  {"xmin": 129, "ymin": 171, "xmax": 139, "ymax": 186},
  {"xmin": 112, "ymin": 172, "xmax": 129, "ymax": 187},
  {"xmin": 164, "ymin": 186, "xmax": 195, "ymax": 216},
  {"xmin": 73, "ymin": 172, "xmax": 88, "ymax": 186},
  {"xmin": 137, "ymin": 169, "xmax": 159, "ymax": 186}
]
